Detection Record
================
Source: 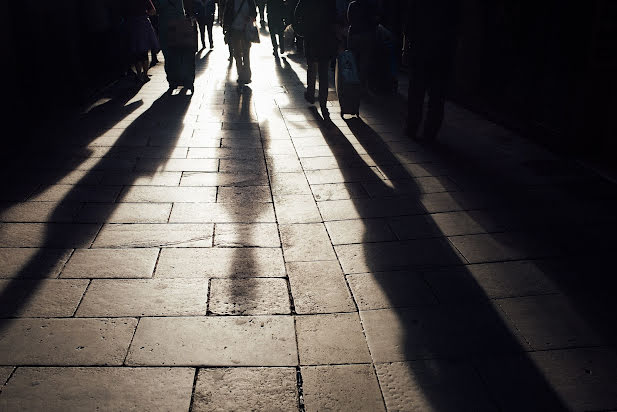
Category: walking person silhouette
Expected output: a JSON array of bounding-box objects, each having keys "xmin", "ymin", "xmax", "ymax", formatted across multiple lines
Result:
[
  {"xmin": 294, "ymin": 0, "xmax": 337, "ymax": 120},
  {"xmin": 405, "ymin": 0, "xmax": 460, "ymax": 141}
]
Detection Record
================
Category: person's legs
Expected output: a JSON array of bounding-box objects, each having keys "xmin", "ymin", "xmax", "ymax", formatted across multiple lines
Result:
[
  {"xmin": 406, "ymin": 56, "xmax": 428, "ymax": 139},
  {"xmin": 241, "ymin": 39, "xmax": 252, "ymax": 81},
  {"xmin": 198, "ymin": 21, "xmax": 206, "ymax": 49},
  {"xmin": 423, "ymin": 58, "xmax": 449, "ymax": 140},
  {"xmin": 270, "ymin": 30, "xmax": 279, "ymax": 55},
  {"xmin": 278, "ymin": 31, "xmax": 285, "ymax": 53},
  {"xmin": 317, "ymin": 58, "xmax": 330, "ymax": 118},
  {"xmin": 207, "ymin": 22, "xmax": 214, "ymax": 48},
  {"xmin": 305, "ymin": 58, "xmax": 317, "ymax": 103}
]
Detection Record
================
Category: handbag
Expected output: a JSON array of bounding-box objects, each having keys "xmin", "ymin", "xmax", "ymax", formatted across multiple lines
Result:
[
  {"xmin": 165, "ymin": 0, "xmax": 197, "ymax": 49},
  {"xmin": 246, "ymin": 22, "xmax": 260, "ymax": 43}
]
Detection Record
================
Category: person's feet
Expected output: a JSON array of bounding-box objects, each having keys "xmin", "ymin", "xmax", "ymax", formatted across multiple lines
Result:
[
  {"xmin": 320, "ymin": 102, "xmax": 330, "ymax": 120},
  {"xmin": 304, "ymin": 91, "xmax": 315, "ymax": 104}
]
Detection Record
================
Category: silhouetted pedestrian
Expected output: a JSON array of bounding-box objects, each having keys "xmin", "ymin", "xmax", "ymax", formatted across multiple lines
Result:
[
  {"xmin": 347, "ymin": 0, "xmax": 378, "ymax": 90},
  {"xmin": 150, "ymin": 0, "xmax": 161, "ymax": 66},
  {"xmin": 158, "ymin": 0, "xmax": 197, "ymax": 90},
  {"xmin": 223, "ymin": 0, "xmax": 258, "ymax": 83},
  {"xmin": 195, "ymin": 0, "xmax": 216, "ymax": 49},
  {"xmin": 256, "ymin": 0, "xmax": 267, "ymax": 27},
  {"xmin": 267, "ymin": 0, "xmax": 287, "ymax": 56},
  {"xmin": 295, "ymin": 0, "xmax": 337, "ymax": 119},
  {"xmin": 405, "ymin": 0, "xmax": 460, "ymax": 141},
  {"xmin": 124, "ymin": 0, "xmax": 160, "ymax": 83}
]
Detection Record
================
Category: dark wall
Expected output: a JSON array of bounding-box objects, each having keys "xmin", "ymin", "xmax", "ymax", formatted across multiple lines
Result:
[
  {"xmin": 3, "ymin": 0, "xmax": 129, "ymax": 134},
  {"xmin": 451, "ymin": 0, "xmax": 616, "ymax": 152}
]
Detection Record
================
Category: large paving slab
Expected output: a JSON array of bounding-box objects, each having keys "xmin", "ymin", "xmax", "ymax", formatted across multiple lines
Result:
[
  {"xmin": 0, "ymin": 318, "xmax": 137, "ymax": 365},
  {"xmin": 0, "ymin": 367, "xmax": 195, "ymax": 411},
  {"xmin": 155, "ymin": 247, "xmax": 285, "ymax": 277},
  {"xmin": 296, "ymin": 313, "xmax": 371, "ymax": 365},
  {"xmin": 75, "ymin": 202, "xmax": 172, "ymax": 223},
  {"xmin": 75, "ymin": 279, "xmax": 208, "ymax": 317},
  {"xmin": 193, "ymin": 367, "xmax": 298, "ymax": 411},
  {"xmin": 61, "ymin": 248, "xmax": 159, "ymax": 278},
  {"xmin": 422, "ymin": 260, "xmax": 560, "ymax": 302},
  {"xmin": 286, "ymin": 261, "xmax": 356, "ymax": 314},
  {"xmin": 213, "ymin": 223, "xmax": 280, "ymax": 247},
  {"xmin": 126, "ymin": 316, "xmax": 297, "ymax": 366},
  {"xmin": 347, "ymin": 272, "xmax": 437, "ymax": 310},
  {"xmin": 475, "ymin": 347, "xmax": 617, "ymax": 411},
  {"xmin": 301, "ymin": 364, "xmax": 385, "ymax": 412},
  {"xmin": 360, "ymin": 306, "xmax": 526, "ymax": 362},
  {"xmin": 92, "ymin": 223, "xmax": 214, "ymax": 248},
  {"xmin": 0, "ymin": 248, "xmax": 72, "ymax": 279},
  {"xmin": 119, "ymin": 186, "xmax": 217, "ymax": 202},
  {"xmin": 335, "ymin": 238, "xmax": 464, "ymax": 274},
  {"xmin": 169, "ymin": 202, "xmax": 276, "ymax": 223},
  {"xmin": 0, "ymin": 279, "xmax": 89, "ymax": 317},
  {"xmin": 496, "ymin": 294, "xmax": 604, "ymax": 350},
  {"xmin": 0, "ymin": 223, "xmax": 101, "ymax": 248},
  {"xmin": 208, "ymin": 278, "xmax": 290, "ymax": 315},
  {"xmin": 279, "ymin": 223, "xmax": 337, "ymax": 262},
  {"xmin": 375, "ymin": 360, "xmax": 497, "ymax": 412}
]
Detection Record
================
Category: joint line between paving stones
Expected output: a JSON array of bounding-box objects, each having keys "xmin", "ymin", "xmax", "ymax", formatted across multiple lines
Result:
[
  {"xmin": 187, "ymin": 368, "xmax": 200, "ymax": 412},
  {"xmin": 57, "ymin": 248, "xmax": 77, "ymax": 279},
  {"xmin": 0, "ymin": 367, "xmax": 17, "ymax": 395},
  {"xmin": 72, "ymin": 279, "xmax": 92, "ymax": 317},
  {"xmin": 151, "ymin": 248, "xmax": 163, "ymax": 278},
  {"xmin": 87, "ymin": 223, "xmax": 105, "ymax": 249},
  {"xmin": 295, "ymin": 366, "xmax": 306, "ymax": 412},
  {"xmin": 206, "ymin": 278, "xmax": 212, "ymax": 315},
  {"xmin": 122, "ymin": 317, "xmax": 140, "ymax": 366}
]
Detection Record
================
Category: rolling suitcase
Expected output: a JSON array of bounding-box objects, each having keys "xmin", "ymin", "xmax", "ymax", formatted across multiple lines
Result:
[{"xmin": 335, "ymin": 50, "xmax": 362, "ymax": 118}]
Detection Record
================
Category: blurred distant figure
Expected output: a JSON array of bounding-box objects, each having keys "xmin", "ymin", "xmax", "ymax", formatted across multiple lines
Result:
[
  {"xmin": 125, "ymin": 0, "xmax": 160, "ymax": 83},
  {"xmin": 405, "ymin": 0, "xmax": 460, "ymax": 141},
  {"xmin": 256, "ymin": 0, "xmax": 267, "ymax": 27},
  {"xmin": 295, "ymin": 0, "xmax": 337, "ymax": 119},
  {"xmin": 223, "ymin": 0, "xmax": 258, "ymax": 83},
  {"xmin": 267, "ymin": 0, "xmax": 287, "ymax": 56},
  {"xmin": 195, "ymin": 0, "xmax": 216, "ymax": 49}
]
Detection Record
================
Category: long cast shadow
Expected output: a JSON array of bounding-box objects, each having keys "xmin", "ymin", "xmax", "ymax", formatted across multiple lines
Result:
[
  {"xmin": 0, "ymin": 82, "xmax": 193, "ymax": 330},
  {"xmin": 305, "ymin": 105, "xmax": 569, "ymax": 409}
]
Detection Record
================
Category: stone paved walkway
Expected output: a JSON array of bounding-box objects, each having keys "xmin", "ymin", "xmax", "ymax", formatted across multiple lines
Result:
[{"xmin": 1, "ymin": 24, "xmax": 617, "ymax": 411}]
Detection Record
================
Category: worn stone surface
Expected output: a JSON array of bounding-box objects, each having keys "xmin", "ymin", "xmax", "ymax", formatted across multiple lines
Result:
[
  {"xmin": 155, "ymin": 247, "xmax": 285, "ymax": 277},
  {"xmin": 0, "ymin": 318, "xmax": 137, "ymax": 365},
  {"xmin": 273, "ymin": 195, "xmax": 322, "ymax": 224},
  {"xmin": 0, "ymin": 248, "xmax": 72, "ymax": 279},
  {"xmin": 286, "ymin": 261, "xmax": 355, "ymax": 314},
  {"xmin": 61, "ymin": 248, "xmax": 159, "ymax": 278},
  {"xmin": 325, "ymin": 218, "xmax": 397, "ymax": 245},
  {"xmin": 169, "ymin": 202, "xmax": 276, "ymax": 223},
  {"xmin": 496, "ymin": 295, "xmax": 604, "ymax": 350},
  {"xmin": 302, "ymin": 364, "xmax": 386, "ymax": 412},
  {"xmin": 76, "ymin": 279, "xmax": 208, "ymax": 317},
  {"xmin": 75, "ymin": 203, "xmax": 172, "ymax": 223},
  {"xmin": 0, "ymin": 367, "xmax": 195, "ymax": 411},
  {"xmin": 279, "ymin": 223, "xmax": 337, "ymax": 262},
  {"xmin": 93, "ymin": 223, "xmax": 214, "ymax": 248},
  {"xmin": 335, "ymin": 239, "xmax": 464, "ymax": 274},
  {"xmin": 0, "ymin": 223, "xmax": 101, "ymax": 248},
  {"xmin": 0, "ymin": 279, "xmax": 89, "ymax": 317},
  {"xmin": 193, "ymin": 367, "xmax": 298, "ymax": 411},
  {"xmin": 296, "ymin": 313, "xmax": 371, "ymax": 365},
  {"xmin": 213, "ymin": 223, "xmax": 280, "ymax": 247},
  {"xmin": 347, "ymin": 272, "xmax": 437, "ymax": 310},
  {"xmin": 209, "ymin": 278, "xmax": 290, "ymax": 315},
  {"xmin": 360, "ymin": 307, "xmax": 525, "ymax": 362},
  {"xmin": 375, "ymin": 360, "xmax": 497, "ymax": 412},
  {"xmin": 0, "ymin": 366, "xmax": 14, "ymax": 386},
  {"xmin": 126, "ymin": 316, "xmax": 297, "ymax": 366}
]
